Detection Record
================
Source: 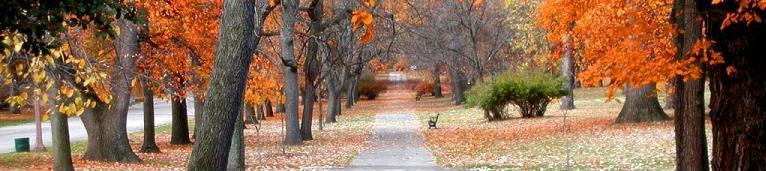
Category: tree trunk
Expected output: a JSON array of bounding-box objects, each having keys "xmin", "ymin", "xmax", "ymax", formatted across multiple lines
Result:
[
  {"xmin": 614, "ymin": 83, "xmax": 670, "ymax": 123},
  {"xmin": 672, "ymin": 0, "xmax": 709, "ymax": 169},
  {"xmin": 33, "ymin": 93, "xmax": 45, "ymax": 152},
  {"xmin": 187, "ymin": 0, "xmax": 257, "ymax": 169},
  {"xmin": 256, "ymin": 104, "xmax": 265, "ymax": 120},
  {"xmin": 265, "ymin": 99, "xmax": 274, "ymax": 117},
  {"xmin": 171, "ymin": 96, "xmax": 191, "ymax": 144},
  {"xmin": 80, "ymin": 16, "xmax": 140, "ymax": 163},
  {"xmin": 433, "ymin": 63, "xmax": 443, "ymax": 98},
  {"xmin": 448, "ymin": 67, "xmax": 467, "ymax": 105},
  {"xmin": 244, "ymin": 104, "xmax": 257, "ymax": 125},
  {"xmin": 346, "ymin": 78, "xmax": 357, "ymax": 108},
  {"xmin": 226, "ymin": 107, "xmax": 245, "ymax": 170},
  {"xmin": 139, "ymin": 78, "xmax": 160, "ymax": 153},
  {"xmin": 560, "ymin": 35, "xmax": 576, "ymax": 110},
  {"xmin": 47, "ymin": 80, "xmax": 74, "ymax": 171},
  {"xmin": 193, "ymin": 95, "xmax": 204, "ymax": 139},
  {"xmin": 325, "ymin": 74, "xmax": 341, "ymax": 123},
  {"xmin": 702, "ymin": 2, "xmax": 766, "ymax": 169},
  {"xmin": 300, "ymin": 0, "xmax": 323, "ymax": 140},
  {"xmin": 280, "ymin": 0, "xmax": 303, "ymax": 145},
  {"xmin": 664, "ymin": 82, "xmax": 677, "ymax": 109}
]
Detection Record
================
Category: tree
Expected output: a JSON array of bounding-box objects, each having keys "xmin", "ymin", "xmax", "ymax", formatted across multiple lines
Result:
[
  {"xmin": 614, "ymin": 83, "xmax": 670, "ymax": 123},
  {"xmin": 697, "ymin": 0, "xmax": 766, "ymax": 169},
  {"xmin": 279, "ymin": 0, "xmax": 303, "ymax": 145},
  {"xmin": 139, "ymin": 76, "xmax": 160, "ymax": 153},
  {"xmin": 186, "ymin": 0, "xmax": 262, "ymax": 169},
  {"xmin": 671, "ymin": 0, "xmax": 708, "ymax": 169}
]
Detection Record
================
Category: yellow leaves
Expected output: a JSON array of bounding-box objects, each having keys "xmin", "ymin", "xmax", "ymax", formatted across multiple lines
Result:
[
  {"xmin": 363, "ymin": 0, "xmax": 377, "ymax": 8},
  {"xmin": 351, "ymin": 10, "xmax": 375, "ymax": 43}
]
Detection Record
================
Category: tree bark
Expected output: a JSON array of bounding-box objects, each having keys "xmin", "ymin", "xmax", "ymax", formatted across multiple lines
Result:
[
  {"xmin": 48, "ymin": 80, "xmax": 73, "ymax": 171},
  {"xmin": 300, "ymin": 0, "xmax": 323, "ymax": 140},
  {"xmin": 672, "ymin": 0, "xmax": 709, "ymax": 169},
  {"xmin": 80, "ymin": 16, "xmax": 140, "ymax": 163},
  {"xmin": 700, "ymin": 1, "xmax": 766, "ymax": 169},
  {"xmin": 280, "ymin": 0, "xmax": 303, "ymax": 145},
  {"xmin": 614, "ymin": 83, "xmax": 670, "ymax": 123},
  {"xmin": 346, "ymin": 78, "xmax": 357, "ymax": 108},
  {"xmin": 560, "ymin": 35, "xmax": 576, "ymax": 110},
  {"xmin": 139, "ymin": 78, "xmax": 160, "ymax": 153},
  {"xmin": 187, "ymin": 0, "xmax": 257, "ymax": 169},
  {"xmin": 244, "ymin": 104, "xmax": 257, "ymax": 125},
  {"xmin": 33, "ymin": 93, "xmax": 45, "ymax": 152},
  {"xmin": 192, "ymin": 95, "xmax": 204, "ymax": 139},
  {"xmin": 448, "ymin": 67, "xmax": 467, "ymax": 105},
  {"xmin": 256, "ymin": 104, "xmax": 265, "ymax": 120},
  {"xmin": 171, "ymin": 96, "xmax": 191, "ymax": 144},
  {"xmin": 264, "ymin": 99, "xmax": 274, "ymax": 117},
  {"xmin": 226, "ymin": 107, "xmax": 245, "ymax": 170},
  {"xmin": 325, "ymin": 73, "xmax": 341, "ymax": 123},
  {"xmin": 433, "ymin": 63, "xmax": 443, "ymax": 97}
]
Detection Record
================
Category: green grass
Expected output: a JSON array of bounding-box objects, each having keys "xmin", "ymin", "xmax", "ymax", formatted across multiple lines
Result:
[
  {"xmin": 0, "ymin": 152, "xmax": 50, "ymax": 168},
  {"xmin": 0, "ymin": 118, "xmax": 34, "ymax": 127}
]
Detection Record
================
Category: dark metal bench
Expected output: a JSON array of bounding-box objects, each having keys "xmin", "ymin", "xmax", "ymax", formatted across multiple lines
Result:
[{"xmin": 428, "ymin": 113, "xmax": 440, "ymax": 129}]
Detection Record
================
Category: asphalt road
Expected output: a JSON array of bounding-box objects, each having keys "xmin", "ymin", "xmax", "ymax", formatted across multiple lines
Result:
[{"xmin": 0, "ymin": 99, "xmax": 196, "ymax": 153}]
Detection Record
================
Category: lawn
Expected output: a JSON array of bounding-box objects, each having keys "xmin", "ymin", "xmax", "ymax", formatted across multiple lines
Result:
[
  {"xmin": 0, "ymin": 98, "xmax": 381, "ymax": 170},
  {"xmin": 415, "ymin": 87, "xmax": 713, "ymax": 170}
]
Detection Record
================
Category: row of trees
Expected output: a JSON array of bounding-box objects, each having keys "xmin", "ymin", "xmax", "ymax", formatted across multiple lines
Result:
[{"xmin": 1, "ymin": 0, "xmax": 395, "ymax": 170}]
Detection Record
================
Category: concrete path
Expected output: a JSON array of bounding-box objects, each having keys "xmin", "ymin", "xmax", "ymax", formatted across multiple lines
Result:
[
  {"xmin": 0, "ymin": 99, "xmax": 196, "ymax": 153},
  {"xmin": 345, "ymin": 112, "xmax": 443, "ymax": 170}
]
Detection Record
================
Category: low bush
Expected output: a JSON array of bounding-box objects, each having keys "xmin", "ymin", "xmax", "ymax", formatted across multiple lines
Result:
[
  {"xmin": 414, "ymin": 81, "xmax": 435, "ymax": 96},
  {"xmin": 466, "ymin": 70, "xmax": 567, "ymax": 120},
  {"xmin": 358, "ymin": 75, "xmax": 387, "ymax": 100}
]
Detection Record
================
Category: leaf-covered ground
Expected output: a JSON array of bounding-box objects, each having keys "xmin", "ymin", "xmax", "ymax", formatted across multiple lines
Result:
[
  {"xmin": 416, "ymin": 87, "xmax": 713, "ymax": 170},
  {"xmin": 0, "ymin": 97, "xmax": 384, "ymax": 170}
]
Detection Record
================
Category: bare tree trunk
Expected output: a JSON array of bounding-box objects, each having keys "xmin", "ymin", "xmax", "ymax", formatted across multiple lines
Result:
[
  {"xmin": 325, "ymin": 73, "xmax": 341, "ymax": 123},
  {"xmin": 279, "ymin": 0, "xmax": 303, "ymax": 145},
  {"xmin": 614, "ymin": 83, "xmax": 670, "ymax": 123},
  {"xmin": 139, "ymin": 78, "xmax": 160, "ymax": 153},
  {"xmin": 226, "ymin": 106, "xmax": 245, "ymax": 170},
  {"xmin": 33, "ymin": 93, "xmax": 45, "ymax": 152},
  {"xmin": 81, "ymin": 16, "xmax": 140, "ymax": 163},
  {"xmin": 187, "ymin": 0, "xmax": 257, "ymax": 169},
  {"xmin": 560, "ymin": 35, "xmax": 576, "ymax": 110},
  {"xmin": 346, "ymin": 78, "xmax": 357, "ymax": 108},
  {"xmin": 433, "ymin": 63, "xmax": 443, "ymax": 97},
  {"xmin": 245, "ymin": 104, "xmax": 257, "ymax": 124},
  {"xmin": 300, "ymin": 0, "xmax": 323, "ymax": 140},
  {"xmin": 256, "ymin": 104, "xmax": 265, "ymax": 120},
  {"xmin": 193, "ymin": 95, "xmax": 204, "ymax": 139},
  {"xmin": 265, "ymin": 99, "xmax": 274, "ymax": 117},
  {"xmin": 701, "ymin": 1, "xmax": 766, "ymax": 169},
  {"xmin": 672, "ymin": 0, "xmax": 709, "ymax": 169},
  {"xmin": 47, "ymin": 80, "xmax": 73, "ymax": 171},
  {"xmin": 170, "ymin": 96, "xmax": 191, "ymax": 144},
  {"xmin": 448, "ymin": 67, "xmax": 467, "ymax": 105}
]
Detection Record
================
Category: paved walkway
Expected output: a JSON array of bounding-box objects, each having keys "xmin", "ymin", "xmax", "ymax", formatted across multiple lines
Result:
[
  {"xmin": 346, "ymin": 113, "xmax": 443, "ymax": 170},
  {"xmin": 0, "ymin": 99, "xmax": 196, "ymax": 153}
]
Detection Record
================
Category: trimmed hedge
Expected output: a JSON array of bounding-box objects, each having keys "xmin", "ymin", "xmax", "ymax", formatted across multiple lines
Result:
[{"xmin": 466, "ymin": 70, "xmax": 567, "ymax": 120}]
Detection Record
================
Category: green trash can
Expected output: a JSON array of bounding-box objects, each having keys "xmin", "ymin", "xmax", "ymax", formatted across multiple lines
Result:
[{"xmin": 15, "ymin": 138, "xmax": 30, "ymax": 152}]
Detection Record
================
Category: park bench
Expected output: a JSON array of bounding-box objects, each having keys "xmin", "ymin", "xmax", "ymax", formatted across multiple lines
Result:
[{"xmin": 428, "ymin": 113, "xmax": 440, "ymax": 129}]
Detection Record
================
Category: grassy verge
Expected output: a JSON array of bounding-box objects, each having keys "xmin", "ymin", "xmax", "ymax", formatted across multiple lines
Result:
[
  {"xmin": 0, "ymin": 118, "xmax": 34, "ymax": 127},
  {"xmin": 416, "ymin": 87, "xmax": 711, "ymax": 170}
]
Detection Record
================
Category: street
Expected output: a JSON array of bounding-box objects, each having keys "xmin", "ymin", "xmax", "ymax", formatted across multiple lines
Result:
[{"xmin": 0, "ymin": 99, "xmax": 196, "ymax": 153}]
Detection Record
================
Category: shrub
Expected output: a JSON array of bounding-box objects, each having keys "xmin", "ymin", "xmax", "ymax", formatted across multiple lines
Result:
[
  {"xmin": 357, "ymin": 75, "xmax": 387, "ymax": 100},
  {"xmin": 414, "ymin": 81, "xmax": 435, "ymax": 96},
  {"xmin": 466, "ymin": 70, "xmax": 567, "ymax": 120}
]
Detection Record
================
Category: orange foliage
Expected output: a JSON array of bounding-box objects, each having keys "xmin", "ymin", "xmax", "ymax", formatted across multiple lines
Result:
[{"xmin": 538, "ymin": 0, "xmax": 700, "ymax": 96}]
